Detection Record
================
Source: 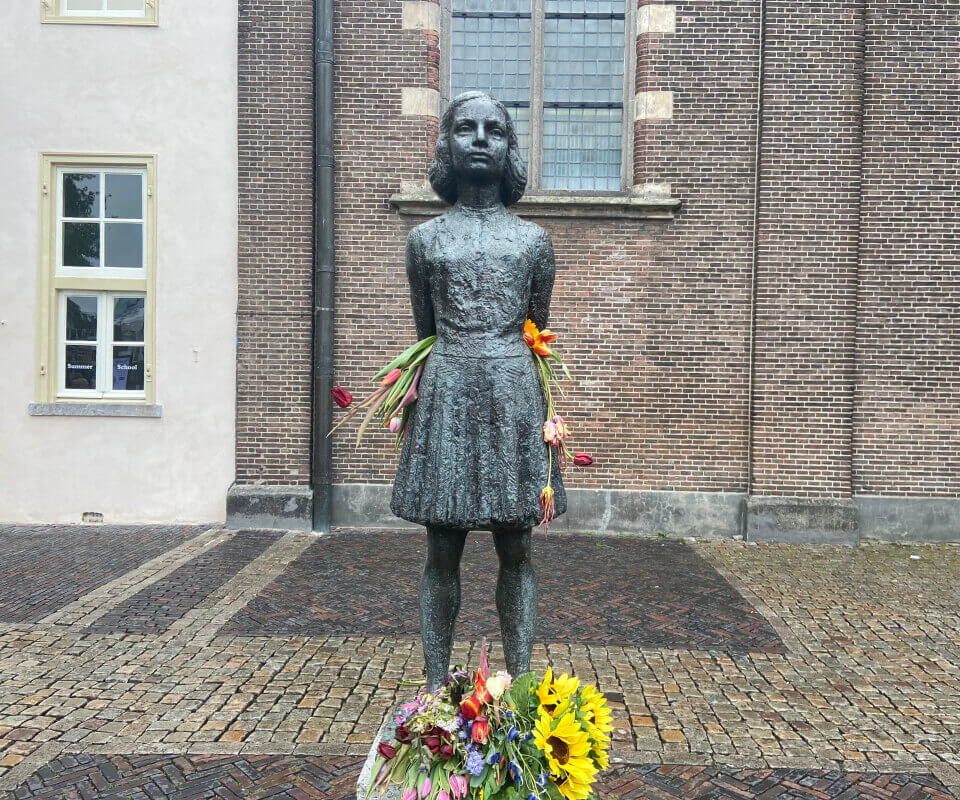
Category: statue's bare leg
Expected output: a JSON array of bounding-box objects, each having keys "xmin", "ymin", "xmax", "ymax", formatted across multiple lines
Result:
[
  {"xmin": 492, "ymin": 527, "xmax": 537, "ymax": 677},
  {"xmin": 422, "ymin": 525, "xmax": 469, "ymax": 690}
]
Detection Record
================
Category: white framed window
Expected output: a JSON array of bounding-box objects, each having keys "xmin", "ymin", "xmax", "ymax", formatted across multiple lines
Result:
[
  {"xmin": 41, "ymin": 0, "xmax": 159, "ymax": 26},
  {"xmin": 443, "ymin": 0, "xmax": 635, "ymax": 194},
  {"xmin": 59, "ymin": 292, "xmax": 146, "ymax": 398},
  {"xmin": 36, "ymin": 154, "xmax": 156, "ymax": 407},
  {"xmin": 57, "ymin": 168, "xmax": 147, "ymax": 279}
]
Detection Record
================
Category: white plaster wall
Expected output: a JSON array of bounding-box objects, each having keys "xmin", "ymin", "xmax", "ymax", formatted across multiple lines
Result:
[{"xmin": 0, "ymin": 1, "xmax": 238, "ymax": 523}]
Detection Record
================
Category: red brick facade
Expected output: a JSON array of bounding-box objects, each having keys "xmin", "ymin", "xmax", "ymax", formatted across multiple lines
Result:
[{"xmin": 234, "ymin": 0, "xmax": 959, "ymax": 530}]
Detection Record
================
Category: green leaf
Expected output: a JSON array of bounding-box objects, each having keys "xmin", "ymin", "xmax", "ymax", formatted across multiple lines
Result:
[
  {"xmin": 545, "ymin": 782, "xmax": 565, "ymax": 800},
  {"xmin": 503, "ymin": 672, "xmax": 537, "ymax": 710},
  {"xmin": 372, "ymin": 337, "xmax": 434, "ymax": 381},
  {"xmin": 470, "ymin": 766, "xmax": 490, "ymax": 789}
]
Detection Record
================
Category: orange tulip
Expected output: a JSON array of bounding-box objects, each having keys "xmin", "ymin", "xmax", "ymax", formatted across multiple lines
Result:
[{"xmin": 523, "ymin": 319, "xmax": 557, "ymax": 358}]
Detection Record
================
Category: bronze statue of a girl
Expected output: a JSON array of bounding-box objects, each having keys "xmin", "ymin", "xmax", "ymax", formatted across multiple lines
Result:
[{"xmin": 390, "ymin": 91, "xmax": 567, "ymax": 688}]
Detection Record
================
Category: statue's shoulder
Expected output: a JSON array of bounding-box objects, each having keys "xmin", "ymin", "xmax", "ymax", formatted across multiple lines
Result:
[
  {"xmin": 408, "ymin": 215, "xmax": 444, "ymax": 248},
  {"xmin": 511, "ymin": 215, "xmax": 551, "ymax": 249}
]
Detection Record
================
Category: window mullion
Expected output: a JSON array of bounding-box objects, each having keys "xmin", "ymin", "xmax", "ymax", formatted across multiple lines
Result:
[
  {"xmin": 98, "ymin": 293, "xmax": 109, "ymax": 397},
  {"xmin": 529, "ymin": 0, "xmax": 545, "ymax": 192}
]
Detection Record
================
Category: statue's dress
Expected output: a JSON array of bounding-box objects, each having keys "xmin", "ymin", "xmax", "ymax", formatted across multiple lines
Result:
[{"xmin": 390, "ymin": 206, "xmax": 567, "ymax": 531}]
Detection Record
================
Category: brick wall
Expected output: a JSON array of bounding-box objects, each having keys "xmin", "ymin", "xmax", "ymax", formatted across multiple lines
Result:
[
  {"xmin": 236, "ymin": 0, "xmax": 314, "ymax": 485},
  {"xmin": 236, "ymin": 0, "xmax": 959, "ymax": 504},
  {"xmin": 853, "ymin": 0, "xmax": 960, "ymax": 497},
  {"xmin": 751, "ymin": 1, "xmax": 864, "ymax": 497}
]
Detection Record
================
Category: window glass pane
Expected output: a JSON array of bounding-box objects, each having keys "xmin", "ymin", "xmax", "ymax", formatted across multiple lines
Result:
[
  {"xmin": 113, "ymin": 297, "xmax": 145, "ymax": 342},
  {"xmin": 112, "ymin": 346, "xmax": 145, "ymax": 391},
  {"xmin": 104, "ymin": 223, "xmax": 143, "ymax": 268},
  {"xmin": 65, "ymin": 345, "xmax": 97, "ymax": 390},
  {"xmin": 66, "ymin": 296, "xmax": 98, "ymax": 341},
  {"xmin": 452, "ymin": 15, "xmax": 530, "ymax": 105},
  {"xmin": 544, "ymin": 16, "xmax": 624, "ymax": 104},
  {"xmin": 64, "ymin": 0, "xmax": 106, "ymax": 11},
  {"xmin": 542, "ymin": 106, "xmax": 622, "ymax": 191},
  {"xmin": 454, "ymin": 0, "xmax": 529, "ymax": 12},
  {"xmin": 105, "ymin": 173, "xmax": 143, "ymax": 219},
  {"xmin": 106, "ymin": 0, "xmax": 145, "ymax": 10},
  {"xmin": 62, "ymin": 173, "xmax": 99, "ymax": 218},
  {"xmin": 63, "ymin": 222, "xmax": 100, "ymax": 267},
  {"xmin": 546, "ymin": 0, "xmax": 621, "ymax": 13}
]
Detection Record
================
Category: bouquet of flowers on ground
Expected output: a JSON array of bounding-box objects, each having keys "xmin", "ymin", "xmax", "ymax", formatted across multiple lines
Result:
[{"xmin": 367, "ymin": 646, "xmax": 613, "ymax": 800}]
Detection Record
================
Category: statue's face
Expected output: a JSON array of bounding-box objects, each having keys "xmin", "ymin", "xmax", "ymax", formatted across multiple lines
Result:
[{"xmin": 449, "ymin": 97, "xmax": 509, "ymax": 183}]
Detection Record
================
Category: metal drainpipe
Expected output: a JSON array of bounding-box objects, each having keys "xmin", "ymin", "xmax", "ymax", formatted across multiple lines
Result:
[
  {"xmin": 312, "ymin": 0, "xmax": 335, "ymax": 532},
  {"xmin": 744, "ymin": 0, "xmax": 766, "ymax": 532}
]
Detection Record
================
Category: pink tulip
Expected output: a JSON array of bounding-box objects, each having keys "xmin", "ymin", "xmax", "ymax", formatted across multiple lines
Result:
[
  {"xmin": 419, "ymin": 777, "xmax": 432, "ymax": 799},
  {"xmin": 449, "ymin": 775, "xmax": 468, "ymax": 800},
  {"xmin": 439, "ymin": 791, "xmax": 450, "ymax": 800},
  {"xmin": 403, "ymin": 790, "xmax": 417, "ymax": 800},
  {"xmin": 388, "ymin": 416, "xmax": 403, "ymax": 434},
  {"xmin": 552, "ymin": 415, "xmax": 569, "ymax": 439},
  {"xmin": 398, "ymin": 364, "xmax": 423, "ymax": 410},
  {"xmin": 543, "ymin": 420, "xmax": 559, "ymax": 446},
  {"xmin": 381, "ymin": 368, "xmax": 402, "ymax": 386}
]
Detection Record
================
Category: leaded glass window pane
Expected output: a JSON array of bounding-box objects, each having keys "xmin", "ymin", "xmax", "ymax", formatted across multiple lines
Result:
[
  {"xmin": 542, "ymin": 107, "xmax": 622, "ymax": 191},
  {"xmin": 543, "ymin": 16, "xmax": 624, "ymax": 105}
]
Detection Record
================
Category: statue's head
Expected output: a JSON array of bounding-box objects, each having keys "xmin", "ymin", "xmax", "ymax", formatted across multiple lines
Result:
[{"xmin": 429, "ymin": 91, "xmax": 527, "ymax": 206}]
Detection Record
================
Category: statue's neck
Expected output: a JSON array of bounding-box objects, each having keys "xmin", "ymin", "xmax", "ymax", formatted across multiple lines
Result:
[{"xmin": 455, "ymin": 180, "xmax": 502, "ymax": 211}]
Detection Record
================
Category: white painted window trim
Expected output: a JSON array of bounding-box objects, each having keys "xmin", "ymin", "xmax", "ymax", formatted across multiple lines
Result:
[
  {"xmin": 58, "ymin": 290, "xmax": 147, "ymax": 400},
  {"xmin": 439, "ymin": 0, "xmax": 636, "ymax": 196},
  {"xmin": 41, "ymin": 0, "xmax": 159, "ymax": 26},
  {"xmin": 56, "ymin": 167, "xmax": 147, "ymax": 280}
]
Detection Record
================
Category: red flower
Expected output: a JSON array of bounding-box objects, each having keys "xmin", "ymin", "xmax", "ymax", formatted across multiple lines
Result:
[
  {"xmin": 331, "ymin": 386, "xmax": 353, "ymax": 408},
  {"xmin": 471, "ymin": 715, "xmax": 490, "ymax": 745},
  {"xmin": 573, "ymin": 452, "xmax": 593, "ymax": 467},
  {"xmin": 473, "ymin": 672, "xmax": 492, "ymax": 705},
  {"xmin": 438, "ymin": 743, "xmax": 455, "ymax": 760},
  {"xmin": 394, "ymin": 724, "xmax": 414, "ymax": 743},
  {"xmin": 460, "ymin": 695, "xmax": 481, "ymax": 720},
  {"xmin": 377, "ymin": 743, "xmax": 397, "ymax": 760}
]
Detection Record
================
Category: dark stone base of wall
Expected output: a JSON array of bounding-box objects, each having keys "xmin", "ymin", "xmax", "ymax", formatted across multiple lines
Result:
[
  {"xmin": 226, "ymin": 484, "xmax": 313, "ymax": 532},
  {"xmin": 330, "ymin": 485, "xmax": 960, "ymax": 543},
  {"xmin": 744, "ymin": 496, "xmax": 860, "ymax": 544},
  {"xmin": 225, "ymin": 483, "xmax": 960, "ymax": 542},
  {"xmin": 331, "ymin": 484, "xmax": 745, "ymax": 538}
]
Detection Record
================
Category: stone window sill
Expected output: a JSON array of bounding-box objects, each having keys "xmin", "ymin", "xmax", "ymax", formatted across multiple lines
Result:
[
  {"xmin": 389, "ymin": 190, "xmax": 681, "ymax": 220},
  {"xmin": 28, "ymin": 402, "xmax": 163, "ymax": 418}
]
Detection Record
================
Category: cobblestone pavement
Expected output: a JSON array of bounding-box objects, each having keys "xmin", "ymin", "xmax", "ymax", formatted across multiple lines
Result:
[{"xmin": 0, "ymin": 526, "xmax": 958, "ymax": 799}]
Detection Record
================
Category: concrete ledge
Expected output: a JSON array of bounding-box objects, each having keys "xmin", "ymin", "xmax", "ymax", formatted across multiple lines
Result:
[
  {"xmin": 745, "ymin": 496, "xmax": 859, "ymax": 545},
  {"xmin": 390, "ymin": 191, "xmax": 681, "ymax": 220},
  {"xmin": 28, "ymin": 402, "xmax": 162, "ymax": 418},
  {"xmin": 857, "ymin": 495, "xmax": 960, "ymax": 542},
  {"xmin": 226, "ymin": 485, "xmax": 313, "ymax": 532},
  {"xmin": 331, "ymin": 483, "xmax": 744, "ymax": 537}
]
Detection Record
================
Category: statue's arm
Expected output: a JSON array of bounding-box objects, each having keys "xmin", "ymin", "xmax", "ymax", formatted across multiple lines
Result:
[
  {"xmin": 528, "ymin": 229, "xmax": 556, "ymax": 330},
  {"xmin": 406, "ymin": 228, "xmax": 436, "ymax": 340}
]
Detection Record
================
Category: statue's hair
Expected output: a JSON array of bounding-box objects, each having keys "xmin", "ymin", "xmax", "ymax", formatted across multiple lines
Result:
[{"xmin": 429, "ymin": 91, "xmax": 528, "ymax": 206}]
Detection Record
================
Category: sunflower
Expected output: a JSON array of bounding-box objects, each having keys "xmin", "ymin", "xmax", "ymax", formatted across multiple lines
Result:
[
  {"xmin": 579, "ymin": 684, "xmax": 614, "ymax": 744},
  {"xmin": 536, "ymin": 667, "xmax": 580, "ymax": 717},
  {"xmin": 533, "ymin": 709, "xmax": 598, "ymax": 800}
]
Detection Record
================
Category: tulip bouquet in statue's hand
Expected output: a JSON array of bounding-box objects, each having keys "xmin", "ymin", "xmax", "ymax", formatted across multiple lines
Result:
[
  {"xmin": 367, "ymin": 642, "xmax": 613, "ymax": 800},
  {"xmin": 523, "ymin": 320, "xmax": 593, "ymax": 530},
  {"xmin": 328, "ymin": 336, "xmax": 436, "ymax": 451}
]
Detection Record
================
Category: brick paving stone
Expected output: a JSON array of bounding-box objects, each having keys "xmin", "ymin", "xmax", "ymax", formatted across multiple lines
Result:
[
  {"xmin": 598, "ymin": 764, "xmax": 954, "ymax": 800},
  {"xmin": 0, "ymin": 526, "xmax": 206, "ymax": 622},
  {"xmin": 223, "ymin": 532, "xmax": 785, "ymax": 653},
  {"xmin": 85, "ymin": 531, "xmax": 283, "ymax": 634},
  {"xmin": 7, "ymin": 753, "xmax": 364, "ymax": 798}
]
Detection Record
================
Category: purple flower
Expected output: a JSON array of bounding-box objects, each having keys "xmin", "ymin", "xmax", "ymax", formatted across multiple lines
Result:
[
  {"xmin": 507, "ymin": 727, "xmax": 519, "ymax": 742},
  {"xmin": 488, "ymin": 752, "xmax": 500, "ymax": 765},
  {"xmin": 466, "ymin": 750, "xmax": 484, "ymax": 776},
  {"xmin": 536, "ymin": 773, "xmax": 547, "ymax": 788}
]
